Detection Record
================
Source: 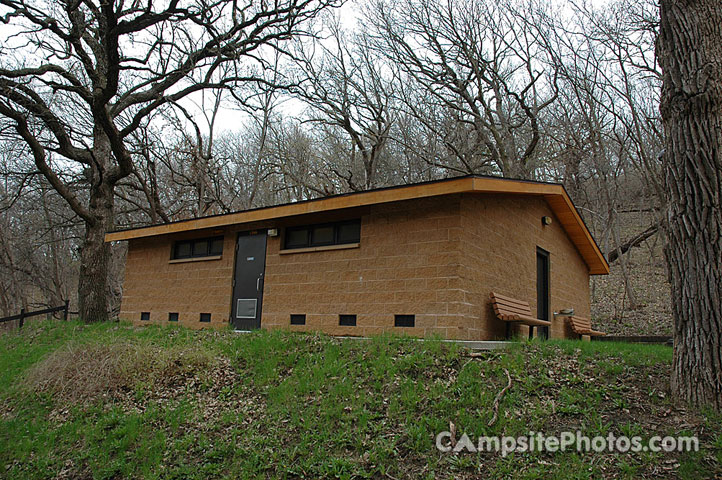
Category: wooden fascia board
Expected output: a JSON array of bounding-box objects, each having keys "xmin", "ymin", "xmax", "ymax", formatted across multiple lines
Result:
[
  {"xmin": 104, "ymin": 176, "xmax": 609, "ymax": 275},
  {"xmin": 542, "ymin": 192, "xmax": 610, "ymax": 275},
  {"xmin": 104, "ymin": 177, "xmax": 477, "ymax": 242}
]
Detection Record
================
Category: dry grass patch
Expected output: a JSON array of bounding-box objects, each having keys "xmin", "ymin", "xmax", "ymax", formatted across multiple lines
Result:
[{"xmin": 24, "ymin": 341, "xmax": 215, "ymax": 404}]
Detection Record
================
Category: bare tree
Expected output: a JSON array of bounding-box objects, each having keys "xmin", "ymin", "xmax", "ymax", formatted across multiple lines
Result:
[
  {"xmin": 0, "ymin": 146, "xmax": 81, "ymax": 317},
  {"xmin": 122, "ymin": 116, "xmax": 173, "ymax": 225},
  {"xmin": 292, "ymin": 17, "xmax": 396, "ymax": 191},
  {"xmin": 266, "ymin": 116, "xmax": 331, "ymax": 199},
  {"xmin": 367, "ymin": 0, "xmax": 559, "ymax": 178},
  {"xmin": 541, "ymin": 0, "xmax": 666, "ymax": 316},
  {"xmin": 0, "ymin": 0, "xmax": 339, "ymax": 322},
  {"xmin": 658, "ymin": 0, "xmax": 722, "ymax": 409}
]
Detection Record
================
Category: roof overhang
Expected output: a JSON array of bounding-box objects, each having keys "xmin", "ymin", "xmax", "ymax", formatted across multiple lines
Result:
[{"xmin": 105, "ymin": 176, "xmax": 610, "ymax": 275}]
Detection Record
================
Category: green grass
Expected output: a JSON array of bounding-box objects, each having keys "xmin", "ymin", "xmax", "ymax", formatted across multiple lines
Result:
[{"xmin": 0, "ymin": 321, "xmax": 719, "ymax": 479}]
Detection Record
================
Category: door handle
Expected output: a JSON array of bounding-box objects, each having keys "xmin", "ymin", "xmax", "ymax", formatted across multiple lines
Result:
[{"xmin": 257, "ymin": 277, "xmax": 261, "ymax": 291}]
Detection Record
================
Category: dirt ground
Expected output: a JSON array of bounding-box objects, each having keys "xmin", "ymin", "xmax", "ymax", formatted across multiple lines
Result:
[{"xmin": 590, "ymin": 211, "xmax": 673, "ymax": 336}]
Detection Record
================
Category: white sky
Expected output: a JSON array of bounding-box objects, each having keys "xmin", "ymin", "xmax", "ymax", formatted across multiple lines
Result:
[
  {"xmin": 0, "ymin": 0, "xmax": 618, "ymax": 138},
  {"xmin": 205, "ymin": 0, "xmax": 616, "ymax": 134}
]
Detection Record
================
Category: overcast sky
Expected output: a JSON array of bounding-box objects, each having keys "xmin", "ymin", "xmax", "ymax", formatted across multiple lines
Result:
[{"xmin": 203, "ymin": 0, "xmax": 617, "ymax": 133}]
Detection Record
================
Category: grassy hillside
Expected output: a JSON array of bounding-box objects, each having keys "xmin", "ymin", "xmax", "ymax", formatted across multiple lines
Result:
[{"xmin": 0, "ymin": 321, "xmax": 719, "ymax": 479}]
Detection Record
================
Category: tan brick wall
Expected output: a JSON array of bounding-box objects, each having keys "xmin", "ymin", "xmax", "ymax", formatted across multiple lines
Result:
[
  {"xmin": 459, "ymin": 194, "xmax": 590, "ymax": 340},
  {"xmin": 119, "ymin": 232, "xmax": 236, "ymax": 328},
  {"xmin": 120, "ymin": 193, "xmax": 591, "ymax": 339},
  {"xmin": 261, "ymin": 195, "xmax": 468, "ymax": 338}
]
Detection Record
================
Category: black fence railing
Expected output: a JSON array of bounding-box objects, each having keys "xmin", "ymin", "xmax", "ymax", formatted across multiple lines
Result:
[{"xmin": 0, "ymin": 300, "xmax": 70, "ymax": 328}]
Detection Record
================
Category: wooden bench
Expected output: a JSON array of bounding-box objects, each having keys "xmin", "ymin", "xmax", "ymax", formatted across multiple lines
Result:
[
  {"xmin": 489, "ymin": 292, "xmax": 551, "ymax": 339},
  {"xmin": 567, "ymin": 316, "xmax": 606, "ymax": 338}
]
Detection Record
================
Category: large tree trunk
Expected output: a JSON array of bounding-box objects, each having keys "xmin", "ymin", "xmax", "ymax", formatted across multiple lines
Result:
[
  {"xmin": 78, "ymin": 181, "xmax": 114, "ymax": 323},
  {"xmin": 78, "ymin": 130, "xmax": 116, "ymax": 323},
  {"xmin": 658, "ymin": 0, "xmax": 722, "ymax": 409}
]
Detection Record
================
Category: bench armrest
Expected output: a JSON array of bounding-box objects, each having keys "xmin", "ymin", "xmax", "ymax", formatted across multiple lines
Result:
[{"xmin": 501, "ymin": 314, "xmax": 552, "ymax": 327}]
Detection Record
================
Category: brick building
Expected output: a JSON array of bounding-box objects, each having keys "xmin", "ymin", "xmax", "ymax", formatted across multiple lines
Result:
[{"xmin": 106, "ymin": 176, "xmax": 609, "ymax": 340}]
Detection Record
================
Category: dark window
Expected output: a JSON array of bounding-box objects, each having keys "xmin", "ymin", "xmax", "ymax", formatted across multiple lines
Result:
[
  {"xmin": 337, "ymin": 221, "xmax": 361, "ymax": 244},
  {"xmin": 168, "ymin": 312, "xmax": 179, "ymax": 322},
  {"xmin": 339, "ymin": 314, "xmax": 357, "ymax": 326},
  {"xmin": 210, "ymin": 238, "xmax": 224, "ymax": 255},
  {"xmin": 175, "ymin": 241, "xmax": 191, "ymax": 258},
  {"xmin": 140, "ymin": 312, "xmax": 150, "ymax": 321},
  {"xmin": 200, "ymin": 313, "xmax": 211, "ymax": 323},
  {"xmin": 290, "ymin": 314, "xmax": 306, "ymax": 325},
  {"xmin": 312, "ymin": 225, "xmax": 335, "ymax": 246},
  {"xmin": 172, "ymin": 236, "xmax": 223, "ymax": 260},
  {"xmin": 283, "ymin": 219, "xmax": 361, "ymax": 250},
  {"xmin": 285, "ymin": 228, "xmax": 309, "ymax": 249},
  {"xmin": 192, "ymin": 239, "xmax": 209, "ymax": 256},
  {"xmin": 395, "ymin": 314, "xmax": 415, "ymax": 327}
]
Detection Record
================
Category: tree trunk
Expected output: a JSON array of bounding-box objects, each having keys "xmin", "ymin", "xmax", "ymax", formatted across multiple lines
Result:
[
  {"xmin": 606, "ymin": 223, "xmax": 660, "ymax": 264},
  {"xmin": 78, "ymin": 127, "xmax": 116, "ymax": 323},
  {"xmin": 41, "ymin": 189, "xmax": 67, "ymax": 309},
  {"xmin": 658, "ymin": 0, "xmax": 722, "ymax": 410},
  {"xmin": 78, "ymin": 180, "xmax": 114, "ymax": 323},
  {"xmin": 611, "ymin": 214, "xmax": 638, "ymax": 310}
]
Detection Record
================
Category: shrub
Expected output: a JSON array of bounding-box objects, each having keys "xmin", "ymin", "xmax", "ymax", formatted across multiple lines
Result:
[{"xmin": 23, "ymin": 341, "xmax": 214, "ymax": 403}]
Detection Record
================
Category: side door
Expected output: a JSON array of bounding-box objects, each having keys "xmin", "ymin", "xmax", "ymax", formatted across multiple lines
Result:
[
  {"xmin": 231, "ymin": 231, "xmax": 267, "ymax": 330},
  {"xmin": 536, "ymin": 247, "xmax": 551, "ymax": 339}
]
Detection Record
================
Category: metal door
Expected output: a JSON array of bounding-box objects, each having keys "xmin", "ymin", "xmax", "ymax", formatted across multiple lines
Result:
[
  {"xmin": 536, "ymin": 247, "xmax": 550, "ymax": 339},
  {"xmin": 231, "ymin": 232, "xmax": 267, "ymax": 330}
]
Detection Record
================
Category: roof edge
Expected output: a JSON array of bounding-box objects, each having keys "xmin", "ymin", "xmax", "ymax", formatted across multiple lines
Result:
[{"xmin": 105, "ymin": 175, "xmax": 609, "ymax": 275}]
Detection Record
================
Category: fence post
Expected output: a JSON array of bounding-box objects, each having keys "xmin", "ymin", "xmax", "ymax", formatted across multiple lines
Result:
[
  {"xmin": 19, "ymin": 308, "xmax": 25, "ymax": 329},
  {"xmin": 64, "ymin": 300, "xmax": 69, "ymax": 321}
]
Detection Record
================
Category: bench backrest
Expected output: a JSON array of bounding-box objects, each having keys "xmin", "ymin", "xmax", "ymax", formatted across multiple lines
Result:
[
  {"xmin": 568, "ymin": 316, "xmax": 592, "ymax": 333},
  {"xmin": 489, "ymin": 292, "xmax": 533, "ymax": 318}
]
